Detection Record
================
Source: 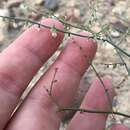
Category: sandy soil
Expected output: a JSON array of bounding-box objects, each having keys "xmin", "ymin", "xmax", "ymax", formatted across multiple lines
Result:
[{"xmin": 0, "ymin": 0, "xmax": 130, "ymax": 129}]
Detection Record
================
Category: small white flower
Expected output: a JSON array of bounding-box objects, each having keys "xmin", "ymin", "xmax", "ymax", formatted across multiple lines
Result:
[
  {"xmin": 52, "ymin": 32, "xmax": 57, "ymax": 38},
  {"xmin": 51, "ymin": 25, "xmax": 58, "ymax": 38}
]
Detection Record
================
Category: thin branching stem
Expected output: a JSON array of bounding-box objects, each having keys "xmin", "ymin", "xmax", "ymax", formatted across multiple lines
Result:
[
  {"xmin": 1, "ymin": 14, "xmax": 130, "ymax": 120},
  {"xmin": 90, "ymin": 64, "xmax": 113, "ymax": 109},
  {"xmin": 100, "ymin": 62, "xmax": 125, "ymax": 66},
  {"xmin": 73, "ymin": 40, "xmax": 115, "ymax": 118},
  {"xmin": 0, "ymin": 15, "xmax": 130, "ymax": 58},
  {"xmin": 107, "ymin": 30, "xmax": 130, "ymax": 75},
  {"xmin": 59, "ymin": 107, "xmax": 130, "ymax": 118},
  {"xmin": 49, "ymin": 68, "xmax": 58, "ymax": 95}
]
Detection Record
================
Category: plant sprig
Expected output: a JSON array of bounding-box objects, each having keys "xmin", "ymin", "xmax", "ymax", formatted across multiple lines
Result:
[{"xmin": 0, "ymin": 15, "xmax": 130, "ymax": 58}]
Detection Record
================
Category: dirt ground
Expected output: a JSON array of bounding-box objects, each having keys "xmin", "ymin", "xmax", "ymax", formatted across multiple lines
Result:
[{"xmin": 0, "ymin": 0, "xmax": 130, "ymax": 129}]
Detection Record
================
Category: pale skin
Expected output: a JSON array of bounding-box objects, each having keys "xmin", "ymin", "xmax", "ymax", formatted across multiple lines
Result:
[{"xmin": 0, "ymin": 18, "xmax": 129, "ymax": 130}]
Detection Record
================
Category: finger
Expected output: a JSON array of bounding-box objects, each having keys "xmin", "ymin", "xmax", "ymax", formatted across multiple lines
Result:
[
  {"xmin": 6, "ymin": 33, "xmax": 97, "ymax": 130},
  {"xmin": 67, "ymin": 77, "xmax": 115, "ymax": 130},
  {"xmin": 0, "ymin": 18, "xmax": 64, "ymax": 129},
  {"xmin": 63, "ymin": 76, "xmax": 90, "ymax": 121},
  {"xmin": 111, "ymin": 124, "xmax": 129, "ymax": 130}
]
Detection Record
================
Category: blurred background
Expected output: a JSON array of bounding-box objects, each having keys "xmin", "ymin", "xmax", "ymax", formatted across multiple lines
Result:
[{"xmin": 0, "ymin": 0, "xmax": 130, "ymax": 129}]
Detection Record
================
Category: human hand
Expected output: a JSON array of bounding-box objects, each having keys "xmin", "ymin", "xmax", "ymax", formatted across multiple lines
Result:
[{"xmin": 0, "ymin": 18, "xmax": 128, "ymax": 130}]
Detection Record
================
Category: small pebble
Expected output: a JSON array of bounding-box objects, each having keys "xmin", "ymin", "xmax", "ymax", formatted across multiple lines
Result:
[
  {"xmin": 35, "ymin": 0, "xmax": 43, "ymax": 5},
  {"xmin": 44, "ymin": 0, "xmax": 58, "ymax": 11},
  {"xmin": 112, "ymin": 21, "xmax": 128, "ymax": 33},
  {"xmin": 111, "ymin": 31, "xmax": 120, "ymax": 38}
]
